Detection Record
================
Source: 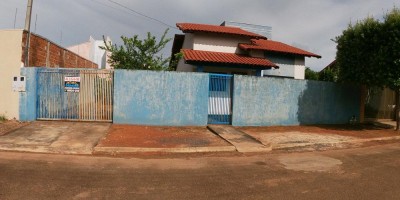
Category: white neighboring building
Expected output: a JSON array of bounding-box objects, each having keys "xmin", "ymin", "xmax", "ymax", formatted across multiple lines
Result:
[
  {"xmin": 68, "ymin": 36, "xmax": 112, "ymax": 69},
  {"xmin": 221, "ymin": 21, "xmax": 272, "ymax": 39}
]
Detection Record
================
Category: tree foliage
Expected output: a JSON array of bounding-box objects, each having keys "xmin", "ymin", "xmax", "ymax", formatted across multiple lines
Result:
[
  {"xmin": 336, "ymin": 8, "xmax": 400, "ymax": 88},
  {"xmin": 319, "ymin": 67, "xmax": 339, "ymax": 82},
  {"xmin": 305, "ymin": 67, "xmax": 339, "ymax": 82},
  {"xmin": 304, "ymin": 67, "xmax": 319, "ymax": 80},
  {"xmin": 101, "ymin": 29, "xmax": 171, "ymax": 70},
  {"xmin": 335, "ymin": 7, "xmax": 400, "ymax": 129}
]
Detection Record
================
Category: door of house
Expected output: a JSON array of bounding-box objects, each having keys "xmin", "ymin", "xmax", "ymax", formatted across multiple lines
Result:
[
  {"xmin": 208, "ymin": 74, "xmax": 233, "ymax": 124},
  {"xmin": 36, "ymin": 68, "xmax": 114, "ymax": 122}
]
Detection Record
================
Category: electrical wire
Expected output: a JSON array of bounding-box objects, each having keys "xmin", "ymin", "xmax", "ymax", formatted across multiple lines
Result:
[
  {"xmin": 93, "ymin": 0, "xmax": 177, "ymax": 30},
  {"xmin": 90, "ymin": 0, "xmax": 129, "ymax": 15}
]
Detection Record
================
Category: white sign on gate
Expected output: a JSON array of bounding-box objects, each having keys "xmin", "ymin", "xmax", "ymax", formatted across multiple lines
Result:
[{"xmin": 64, "ymin": 76, "xmax": 80, "ymax": 92}]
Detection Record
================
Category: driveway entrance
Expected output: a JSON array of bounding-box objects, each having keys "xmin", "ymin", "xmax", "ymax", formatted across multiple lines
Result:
[{"xmin": 37, "ymin": 69, "xmax": 114, "ymax": 122}]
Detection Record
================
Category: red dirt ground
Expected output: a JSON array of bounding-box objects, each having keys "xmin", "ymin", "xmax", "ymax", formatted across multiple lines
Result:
[
  {"xmin": 238, "ymin": 124, "xmax": 400, "ymax": 139},
  {"xmin": 97, "ymin": 125, "xmax": 230, "ymax": 148},
  {"xmin": 0, "ymin": 120, "xmax": 30, "ymax": 136}
]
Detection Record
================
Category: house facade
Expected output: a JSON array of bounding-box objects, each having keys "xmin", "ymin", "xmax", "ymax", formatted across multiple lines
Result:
[{"xmin": 172, "ymin": 22, "xmax": 320, "ymax": 79}]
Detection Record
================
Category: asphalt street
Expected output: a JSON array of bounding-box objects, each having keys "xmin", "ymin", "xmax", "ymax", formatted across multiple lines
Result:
[{"xmin": 0, "ymin": 143, "xmax": 400, "ymax": 199}]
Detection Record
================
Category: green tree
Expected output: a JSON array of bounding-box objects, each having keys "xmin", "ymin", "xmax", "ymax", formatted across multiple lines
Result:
[
  {"xmin": 102, "ymin": 29, "xmax": 171, "ymax": 70},
  {"xmin": 335, "ymin": 8, "xmax": 400, "ymax": 130},
  {"xmin": 319, "ymin": 68, "xmax": 339, "ymax": 82},
  {"xmin": 304, "ymin": 67, "xmax": 319, "ymax": 80}
]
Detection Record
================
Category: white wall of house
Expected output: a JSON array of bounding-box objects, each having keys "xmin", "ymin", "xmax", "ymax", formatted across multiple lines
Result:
[
  {"xmin": 176, "ymin": 32, "xmax": 308, "ymax": 79},
  {"xmin": 294, "ymin": 65, "xmax": 305, "ymax": 79},
  {"xmin": 249, "ymin": 50, "xmax": 264, "ymax": 58},
  {"xmin": 176, "ymin": 59, "xmax": 196, "ymax": 72},
  {"xmin": 182, "ymin": 33, "xmax": 194, "ymax": 50},
  {"xmin": 178, "ymin": 33, "xmax": 251, "ymax": 72},
  {"xmin": 263, "ymin": 64, "xmax": 305, "ymax": 79},
  {"xmin": 263, "ymin": 53, "xmax": 306, "ymax": 79},
  {"xmin": 192, "ymin": 33, "xmax": 249, "ymax": 53},
  {"xmin": 0, "ymin": 30, "xmax": 23, "ymax": 119},
  {"xmin": 67, "ymin": 36, "xmax": 111, "ymax": 69},
  {"xmin": 68, "ymin": 41, "xmax": 91, "ymax": 60}
]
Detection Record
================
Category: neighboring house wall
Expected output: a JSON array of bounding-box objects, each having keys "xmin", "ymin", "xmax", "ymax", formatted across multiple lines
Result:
[
  {"xmin": 263, "ymin": 53, "xmax": 306, "ymax": 79},
  {"xmin": 67, "ymin": 42, "xmax": 91, "ymax": 61},
  {"xmin": 232, "ymin": 75, "xmax": 360, "ymax": 126},
  {"xmin": 67, "ymin": 36, "xmax": 111, "ymax": 69},
  {"xmin": 23, "ymin": 32, "xmax": 98, "ymax": 68},
  {"xmin": 0, "ymin": 30, "xmax": 23, "ymax": 119}
]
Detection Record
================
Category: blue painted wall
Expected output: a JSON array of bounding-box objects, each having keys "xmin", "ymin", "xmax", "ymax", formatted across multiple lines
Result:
[
  {"xmin": 232, "ymin": 75, "xmax": 360, "ymax": 126},
  {"xmin": 113, "ymin": 70, "xmax": 209, "ymax": 126},
  {"xmin": 19, "ymin": 67, "xmax": 38, "ymax": 121},
  {"xmin": 19, "ymin": 68, "xmax": 361, "ymax": 126}
]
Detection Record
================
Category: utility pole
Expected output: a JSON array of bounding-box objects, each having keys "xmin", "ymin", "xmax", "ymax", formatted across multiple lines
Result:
[
  {"xmin": 24, "ymin": 0, "xmax": 33, "ymax": 67},
  {"xmin": 34, "ymin": 14, "xmax": 38, "ymax": 33},
  {"xmin": 14, "ymin": 8, "xmax": 18, "ymax": 29}
]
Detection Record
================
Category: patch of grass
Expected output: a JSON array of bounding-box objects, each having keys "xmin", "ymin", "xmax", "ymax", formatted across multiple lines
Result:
[{"xmin": 0, "ymin": 115, "xmax": 7, "ymax": 122}]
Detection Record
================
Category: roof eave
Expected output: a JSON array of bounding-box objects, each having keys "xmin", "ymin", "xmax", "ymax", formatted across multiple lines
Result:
[{"xmin": 184, "ymin": 60, "xmax": 277, "ymax": 69}]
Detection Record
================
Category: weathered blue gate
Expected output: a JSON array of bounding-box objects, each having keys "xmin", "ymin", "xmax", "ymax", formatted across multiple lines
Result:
[
  {"xmin": 36, "ymin": 68, "xmax": 113, "ymax": 122},
  {"xmin": 208, "ymin": 74, "xmax": 233, "ymax": 124}
]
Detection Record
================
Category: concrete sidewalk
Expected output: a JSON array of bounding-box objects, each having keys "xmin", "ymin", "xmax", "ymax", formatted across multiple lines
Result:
[
  {"xmin": 1, "ymin": 121, "xmax": 399, "ymax": 155},
  {"xmin": 208, "ymin": 125, "xmax": 271, "ymax": 153},
  {"xmin": 237, "ymin": 124, "xmax": 400, "ymax": 151},
  {"xmin": 0, "ymin": 121, "xmax": 110, "ymax": 154},
  {"xmin": 93, "ymin": 125, "xmax": 235, "ymax": 154}
]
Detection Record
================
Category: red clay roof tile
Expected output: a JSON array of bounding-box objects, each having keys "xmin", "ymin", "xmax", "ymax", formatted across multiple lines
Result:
[
  {"xmin": 177, "ymin": 23, "xmax": 267, "ymax": 39},
  {"xmin": 239, "ymin": 39, "xmax": 321, "ymax": 58},
  {"xmin": 182, "ymin": 49, "xmax": 277, "ymax": 68}
]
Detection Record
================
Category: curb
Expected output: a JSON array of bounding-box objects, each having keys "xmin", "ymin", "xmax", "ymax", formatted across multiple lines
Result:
[
  {"xmin": 93, "ymin": 145, "xmax": 237, "ymax": 154},
  {"xmin": 348, "ymin": 135, "xmax": 400, "ymax": 144},
  {"xmin": 272, "ymin": 136, "xmax": 400, "ymax": 150},
  {"xmin": 207, "ymin": 125, "xmax": 272, "ymax": 153}
]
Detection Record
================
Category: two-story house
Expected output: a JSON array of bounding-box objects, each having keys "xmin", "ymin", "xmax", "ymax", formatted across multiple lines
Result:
[{"xmin": 171, "ymin": 22, "xmax": 321, "ymax": 79}]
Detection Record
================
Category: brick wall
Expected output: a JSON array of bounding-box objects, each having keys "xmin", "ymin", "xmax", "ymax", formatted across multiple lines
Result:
[{"xmin": 21, "ymin": 31, "xmax": 97, "ymax": 68}]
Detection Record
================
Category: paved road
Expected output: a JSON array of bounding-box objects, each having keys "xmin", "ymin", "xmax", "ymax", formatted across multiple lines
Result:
[{"xmin": 1, "ymin": 143, "xmax": 400, "ymax": 199}]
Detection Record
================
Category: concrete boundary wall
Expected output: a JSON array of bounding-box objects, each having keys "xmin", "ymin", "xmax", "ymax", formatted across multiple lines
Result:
[
  {"xmin": 232, "ymin": 75, "xmax": 360, "ymax": 126},
  {"xmin": 19, "ymin": 69, "xmax": 360, "ymax": 126},
  {"xmin": 113, "ymin": 70, "xmax": 209, "ymax": 126},
  {"xmin": 19, "ymin": 67, "xmax": 38, "ymax": 121}
]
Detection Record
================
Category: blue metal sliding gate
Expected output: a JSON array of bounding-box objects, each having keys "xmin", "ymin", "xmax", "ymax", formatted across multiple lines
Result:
[
  {"xmin": 208, "ymin": 74, "xmax": 233, "ymax": 124},
  {"xmin": 36, "ymin": 69, "xmax": 114, "ymax": 122}
]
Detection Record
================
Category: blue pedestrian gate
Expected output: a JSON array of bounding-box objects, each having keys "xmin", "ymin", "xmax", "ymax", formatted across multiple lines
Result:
[
  {"xmin": 36, "ymin": 68, "xmax": 114, "ymax": 122},
  {"xmin": 208, "ymin": 74, "xmax": 233, "ymax": 124}
]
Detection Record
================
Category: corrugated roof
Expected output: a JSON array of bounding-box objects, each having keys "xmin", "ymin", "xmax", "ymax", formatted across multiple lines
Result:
[
  {"xmin": 239, "ymin": 39, "xmax": 321, "ymax": 58},
  {"xmin": 177, "ymin": 23, "xmax": 267, "ymax": 39},
  {"xmin": 182, "ymin": 49, "xmax": 277, "ymax": 68}
]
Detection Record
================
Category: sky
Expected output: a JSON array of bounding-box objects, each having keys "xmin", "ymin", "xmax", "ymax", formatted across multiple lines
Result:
[{"xmin": 0, "ymin": 0, "xmax": 398, "ymax": 71}]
